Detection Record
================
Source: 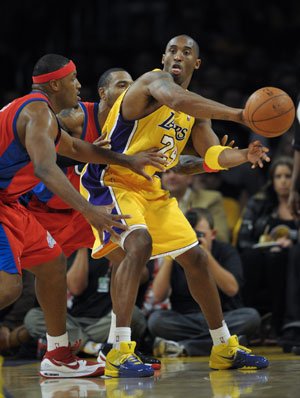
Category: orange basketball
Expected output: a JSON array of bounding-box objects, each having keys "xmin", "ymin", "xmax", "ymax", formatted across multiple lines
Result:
[{"xmin": 243, "ymin": 87, "xmax": 295, "ymax": 137}]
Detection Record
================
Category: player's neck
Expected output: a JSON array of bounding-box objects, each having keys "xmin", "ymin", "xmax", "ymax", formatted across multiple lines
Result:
[{"xmin": 98, "ymin": 101, "xmax": 111, "ymax": 129}]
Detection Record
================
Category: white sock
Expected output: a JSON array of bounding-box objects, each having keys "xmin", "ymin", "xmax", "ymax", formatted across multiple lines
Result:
[
  {"xmin": 114, "ymin": 327, "xmax": 131, "ymax": 350},
  {"xmin": 47, "ymin": 331, "xmax": 68, "ymax": 351},
  {"xmin": 209, "ymin": 320, "xmax": 231, "ymax": 346},
  {"xmin": 107, "ymin": 311, "xmax": 116, "ymax": 345}
]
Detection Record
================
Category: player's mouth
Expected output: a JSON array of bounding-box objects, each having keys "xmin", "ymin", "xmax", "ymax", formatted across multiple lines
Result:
[
  {"xmin": 171, "ymin": 64, "xmax": 182, "ymax": 75},
  {"xmin": 77, "ymin": 92, "xmax": 81, "ymax": 101}
]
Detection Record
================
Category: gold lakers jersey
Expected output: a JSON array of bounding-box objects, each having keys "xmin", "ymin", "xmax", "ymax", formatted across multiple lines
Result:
[{"xmin": 102, "ymin": 87, "xmax": 195, "ymax": 185}]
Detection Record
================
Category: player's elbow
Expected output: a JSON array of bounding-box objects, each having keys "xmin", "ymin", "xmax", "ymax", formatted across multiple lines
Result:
[
  {"xmin": 33, "ymin": 164, "xmax": 49, "ymax": 181},
  {"xmin": 225, "ymin": 284, "xmax": 239, "ymax": 297},
  {"xmin": 166, "ymin": 95, "xmax": 187, "ymax": 111}
]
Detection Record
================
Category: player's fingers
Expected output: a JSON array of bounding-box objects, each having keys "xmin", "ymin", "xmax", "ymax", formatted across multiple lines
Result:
[
  {"xmin": 106, "ymin": 219, "xmax": 129, "ymax": 231},
  {"xmin": 148, "ymin": 160, "xmax": 166, "ymax": 171},
  {"xmin": 221, "ymin": 135, "xmax": 228, "ymax": 146},
  {"xmin": 107, "ymin": 227, "xmax": 122, "ymax": 241},
  {"xmin": 252, "ymin": 140, "xmax": 261, "ymax": 146},
  {"xmin": 228, "ymin": 139, "xmax": 235, "ymax": 148},
  {"xmin": 104, "ymin": 202, "xmax": 115, "ymax": 212},
  {"xmin": 93, "ymin": 139, "xmax": 111, "ymax": 147},
  {"xmin": 138, "ymin": 170, "xmax": 154, "ymax": 182},
  {"xmin": 149, "ymin": 155, "xmax": 168, "ymax": 164},
  {"xmin": 258, "ymin": 159, "xmax": 264, "ymax": 168},
  {"xmin": 111, "ymin": 214, "xmax": 132, "ymax": 221}
]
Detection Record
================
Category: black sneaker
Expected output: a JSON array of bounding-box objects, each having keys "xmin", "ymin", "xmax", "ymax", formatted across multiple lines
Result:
[
  {"xmin": 135, "ymin": 349, "xmax": 161, "ymax": 370},
  {"xmin": 97, "ymin": 343, "xmax": 161, "ymax": 370},
  {"xmin": 278, "ymin": 327, "xmax": 300, "ymax": 353}
]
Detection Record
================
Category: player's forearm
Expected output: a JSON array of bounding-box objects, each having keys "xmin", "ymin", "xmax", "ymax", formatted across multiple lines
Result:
[
  {"xmin": 160, "ymin": 86, "xmax": 244, "ymax": 123},
  {"xmin": 172, "ymin": 155, "xmax": 205, "ymax": 175},
  {"xmin": 34, "ymin": 163, "xmax": 92, "ymax": 215},
  {"xmin": 218, "ymin": 148, "xmax": 248, "ymax": 168},
  {"xmin": 64, "ymin": 138, "xmax": 132, "ymax": 168}
]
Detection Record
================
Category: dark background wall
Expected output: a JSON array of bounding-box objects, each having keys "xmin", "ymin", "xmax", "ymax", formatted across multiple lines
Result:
[{"xmin": 1, "ymin": 0, "xmax": 299, "ymax": 151}]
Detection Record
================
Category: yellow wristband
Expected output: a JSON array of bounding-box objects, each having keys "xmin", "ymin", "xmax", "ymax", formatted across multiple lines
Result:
[{"xmin": 204, "ymin": 145, "xmax": 231, "ymax": 170}]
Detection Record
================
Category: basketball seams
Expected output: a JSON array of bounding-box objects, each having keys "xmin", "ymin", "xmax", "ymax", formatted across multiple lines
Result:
[
  {"xmin": 251, "ymin": 94, "xmax": 291, "ymax": 122},
  {"xmin": 252, "ymin": 105, "xmax": 294, "ymax": 123}
]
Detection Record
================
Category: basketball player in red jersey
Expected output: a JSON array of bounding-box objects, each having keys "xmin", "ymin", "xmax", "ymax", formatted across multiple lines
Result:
[
  {"xmin": 22, "ymin": 68, "xmax": 135, "ymax": 257},
  {"xmin": 0, "ymin": 54, "xmax": 166, "ymax": 378}
]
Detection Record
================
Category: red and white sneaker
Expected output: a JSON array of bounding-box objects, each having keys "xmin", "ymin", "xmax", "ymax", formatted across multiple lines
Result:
[{"xmin": 40, "ymin": 342, "xmax": 104, "ymax": 378}]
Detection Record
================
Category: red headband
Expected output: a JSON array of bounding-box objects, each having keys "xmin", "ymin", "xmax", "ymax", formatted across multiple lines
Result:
[{"xmin": 32, "ymin": 60, "xmax": 76, "ymax": 84}]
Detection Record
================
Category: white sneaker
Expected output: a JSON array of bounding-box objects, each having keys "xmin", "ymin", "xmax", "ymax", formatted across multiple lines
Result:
[
  {"xmin": 153, "ymin": 337, "xmax": 185, "ymax": 357},
  {"xmin": 97, "ymin": 342, "xmax": 112, "ymax": 365},
  {"xmin": 40, "ymin": 343, "xmax": 104, "ymax": 378}
]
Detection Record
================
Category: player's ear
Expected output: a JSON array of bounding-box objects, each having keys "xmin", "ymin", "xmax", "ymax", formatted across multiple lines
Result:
[
  {"xmin": 194, "ymin": 58, "xmax": 201, "ymax": 70},
  {"xmin": 48, "ymin": 79, "xmax": 61, "ymax": 92},
  {"xmin": 161, "ymin": 54, "xmax": 165, "ymax": 65},
  {"xmin": 98, "ymin": 87, "xmax": 106, "ymax": 101}
]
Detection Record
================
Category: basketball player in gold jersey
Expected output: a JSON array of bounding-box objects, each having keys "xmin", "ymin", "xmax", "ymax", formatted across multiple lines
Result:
[{"xmin": 80, "ymin": 35, "xmax": 269, "ymax": 377}]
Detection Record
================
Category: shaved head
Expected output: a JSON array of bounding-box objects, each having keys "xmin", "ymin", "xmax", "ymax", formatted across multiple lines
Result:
[{"xmin": 165, "ymin": 35, "xmax": 200, "ymax": 58}]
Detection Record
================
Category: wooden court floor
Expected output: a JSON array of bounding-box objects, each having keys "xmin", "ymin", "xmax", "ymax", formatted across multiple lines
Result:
[{"xmin": 1, "ymin": 347, "xmax": 300, "ymax": 397}]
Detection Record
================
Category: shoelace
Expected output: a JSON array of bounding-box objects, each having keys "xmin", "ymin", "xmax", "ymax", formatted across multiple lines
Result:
[
  {"xmin": 228, "ymin": 343, "xmax": 252, "ymax": 356},
  {"xmin": 62, "ymin": 340, "xmax": 82, "ymax": 362},
  {"xmin": 120, "ymin": 353, "xmax": 142, "ymax": 365}
]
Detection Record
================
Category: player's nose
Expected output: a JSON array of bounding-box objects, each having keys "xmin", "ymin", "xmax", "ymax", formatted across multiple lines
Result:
[{"xmin": 173, "ymin": 52, "xmax": 182, "ymax": 61}]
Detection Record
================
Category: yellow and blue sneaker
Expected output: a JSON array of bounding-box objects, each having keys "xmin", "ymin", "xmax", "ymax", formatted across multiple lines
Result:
[
  {"xmin": 209, "ymin": 335, "xmax": 269, "ymax": 370},
  {"xmin": 105, "ymin": 341, "xmax": 154, "ymax": 378}
]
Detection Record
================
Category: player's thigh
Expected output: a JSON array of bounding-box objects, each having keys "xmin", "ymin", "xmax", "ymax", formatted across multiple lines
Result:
[{"xmin": 145, "ymin": 197, "xmax": 198, "ymax": 258}]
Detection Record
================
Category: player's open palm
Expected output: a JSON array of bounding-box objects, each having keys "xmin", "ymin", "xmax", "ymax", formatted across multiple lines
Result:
[
  {"xmin": 247, "ymin": 140, "xmax": 270, "ymax": 168},
  {"xmin": 83, "ymin": 202, "xmax": 131, "ymax": 241},
  {"xmin": 127, "ymin": 148, "xmax": 168, "ymax": 181}
]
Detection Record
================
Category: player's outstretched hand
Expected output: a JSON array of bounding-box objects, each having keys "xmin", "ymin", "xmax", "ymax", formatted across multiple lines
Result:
[
  {"xmin": 247, "ymin": 140, "xmax": 270, "ymax": 169},
  {"xmin": 84, "ymin": 202, "xmax": 131, "ymax": 241},
  {"xmin": 126, "ymin": 148, "xmax": 168, "ymax": 181},
  {"xmin": 288, "ymin": 191, "xmax": 300, "ymax": 219},
  {"xmin": 93, "ymin": 133, "xmax": 111, "ymax": 148}
]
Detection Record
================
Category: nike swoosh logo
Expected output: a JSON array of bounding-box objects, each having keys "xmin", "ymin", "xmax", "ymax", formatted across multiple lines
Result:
[
  {"xmin": 219, "ymin": 355, "xmax": 235, "ymax": 360},
  {"xmin": 51, "ymin": 359, "xmax": 80, "ymax": 369},
  {"xmin": 108, "ymin": 361, "xmax": 120, "ymax": 370}
]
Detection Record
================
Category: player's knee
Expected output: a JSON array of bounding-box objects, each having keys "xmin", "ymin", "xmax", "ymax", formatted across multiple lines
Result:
[
  {"xmin": 125, "ymin": 229, "xmax": 152, "ymax": 262},
  {"xmin": 180, "ymin": 245, "xmax": 209, "ymax": 274},
  {"xmin": 0, "ymin": 272, "xmax": 22, "ymax": 309}
]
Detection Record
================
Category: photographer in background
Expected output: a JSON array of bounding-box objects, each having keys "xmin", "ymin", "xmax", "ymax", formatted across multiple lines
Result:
[{"xmin": 148, "ymin": 207, "xmax": 260, "ymax": 357}]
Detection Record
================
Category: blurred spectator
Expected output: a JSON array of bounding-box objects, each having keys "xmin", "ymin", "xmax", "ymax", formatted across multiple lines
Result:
[
  {"xmin": 161, "ymin": 169, "xmax": 230, "ymax": 242},
  {"xmin": 24, "ymin": 248, "xmax": 153, "ymax": 357},
  {"xmin": 148, "ymin": 207, "xmax": 260, "ymax": 357},
  {"xmin": 236, "ymin": 156, "xmax": 299, "ymax": 344},
  {"xmin": 0, "ymin": 270, "xmax": 35, "ymax": 356},
  {"xmin": 279, "ymin": 96, "xmax": 300, "ymax": 352}
]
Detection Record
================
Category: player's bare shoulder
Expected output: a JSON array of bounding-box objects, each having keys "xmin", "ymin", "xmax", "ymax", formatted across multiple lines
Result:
[
  {"xmin": 57, "ymin": 106, "xmax": 84, "ymax": 136},
  {"xmin": 122, "ymin": 70, "xmax": 174, "ymax": 120}
]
